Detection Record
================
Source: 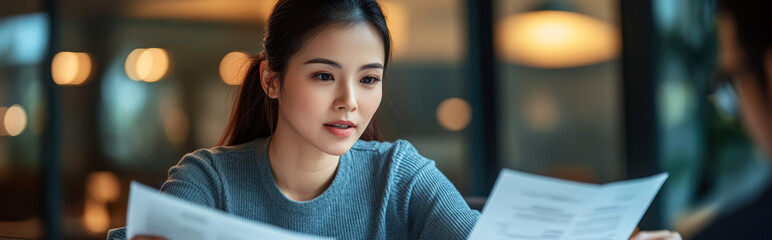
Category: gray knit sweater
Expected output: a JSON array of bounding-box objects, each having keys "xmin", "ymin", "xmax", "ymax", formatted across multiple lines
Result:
[{"xmin": 107, "ymin": 137, "xmax": 479, "ymax": 239}]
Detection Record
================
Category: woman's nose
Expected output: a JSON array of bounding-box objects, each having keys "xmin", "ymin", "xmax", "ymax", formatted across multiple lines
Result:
[{"xmin": 335, "ymin": 83, "xmax": 358, "ymax": 111}]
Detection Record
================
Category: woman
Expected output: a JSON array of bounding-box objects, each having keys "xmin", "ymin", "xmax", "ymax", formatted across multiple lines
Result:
[
  {"xmin": 108, "ymin": 0, "xmax": 679, "ymax": 239},
  {"xmin": 692, "ymin": 0, "xmax": 772, "ymax": 239}
]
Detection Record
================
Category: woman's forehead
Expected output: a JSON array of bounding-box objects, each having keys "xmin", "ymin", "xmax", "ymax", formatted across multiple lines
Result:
[{"xmin": 291, "ymin": 23, "xmax": 385, "ymax": 68}]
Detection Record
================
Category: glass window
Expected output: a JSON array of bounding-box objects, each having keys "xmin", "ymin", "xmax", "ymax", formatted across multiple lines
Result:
[{"xmin": 494, "ymin": 0, "xmax": 623, "ymax": 183}]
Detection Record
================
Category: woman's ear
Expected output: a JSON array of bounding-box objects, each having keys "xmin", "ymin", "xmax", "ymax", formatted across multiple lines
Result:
[{"xmin": 259, "ymin": 60, "xmax": 279, "ymax": 99}]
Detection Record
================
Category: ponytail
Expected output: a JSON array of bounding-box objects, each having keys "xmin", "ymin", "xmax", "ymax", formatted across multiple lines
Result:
[{"xmin": 218, "ymin": 51, "xmax": 278, "ymax": 146}]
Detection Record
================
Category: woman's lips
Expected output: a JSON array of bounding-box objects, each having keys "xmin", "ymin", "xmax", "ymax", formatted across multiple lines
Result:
[
  {"xmin": 324, "ymin": 124, "xmax": 354, "ymax": 137},
  {"xmin": 324, "ymin": 120, "xmax": 355, "ymax": 127},
  {"xmin": 323, "ymin": 120, "xmax": 355, "ymax": 137}
]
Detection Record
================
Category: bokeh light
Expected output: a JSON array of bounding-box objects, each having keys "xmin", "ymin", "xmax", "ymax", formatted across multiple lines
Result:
[
  {"xmin": 436, "ymin": 98, "xmax": 472, "ymax": 131},
  {"xmin": 52, "ymin": 51, "xmax": 92, "ymax": 85},
  {"xmin": 219, "ymin": 51, "xmax": 251, "ymax": 85},
  {"xmin": 86, "ymin": 171, "xmax": 120, "ymax": 203},
  {"xmin": 82, "ymin": 199, "xmax": 109, "ymax": 234},
  {"xmin": 125, "ymin": 48, "xmax": 169, "ymax": 82},
  {"xmin": 1, "ymin": 104, "xmax": 28, "ymax": 137}
]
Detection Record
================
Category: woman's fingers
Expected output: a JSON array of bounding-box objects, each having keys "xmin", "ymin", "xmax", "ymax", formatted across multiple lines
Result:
[{"xmin": 631, "ymin": 230, "xmax": 682, "ymax": 240}]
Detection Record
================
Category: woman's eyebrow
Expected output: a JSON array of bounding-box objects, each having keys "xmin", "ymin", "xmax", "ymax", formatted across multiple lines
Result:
[
  {"xmin": 304, "ymin": 58, "xmax": 383, "ymax": 71},
  {"xmin": 360, "ymin": 63, "xmax": 384, "ymax": 71}
]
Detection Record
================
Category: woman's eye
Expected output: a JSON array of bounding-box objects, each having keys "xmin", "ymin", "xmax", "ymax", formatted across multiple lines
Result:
[
  {"xmin": 361, "ymin": 76, "xmax": 380, "ymax": 84},
  {"xmin": 314, "ymin": 73, "xmax": 333, "ymax": 81}
]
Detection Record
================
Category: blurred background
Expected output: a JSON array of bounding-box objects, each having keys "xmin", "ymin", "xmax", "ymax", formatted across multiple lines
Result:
[{"xmin": 0, "ymin": 0, "xmax": 764, "ymax": 239}]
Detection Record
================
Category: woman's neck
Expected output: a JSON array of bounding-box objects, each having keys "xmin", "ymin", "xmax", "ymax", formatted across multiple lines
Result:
[{"xmin": 267, "ymin": 123, "xmax": 340, "ymax": 202}]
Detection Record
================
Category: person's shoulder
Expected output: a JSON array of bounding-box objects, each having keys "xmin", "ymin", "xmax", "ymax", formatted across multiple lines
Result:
[
  {"xmin": 183, "ymin": 137, "xmax": 267, "ymax": 162},
  {"xmin": 695, "ymin": 184, "xmax": 772, "ymax": 239},
  {"xmin": 168, "ymin": 138, "xmax": 267, "ymax": 175}
]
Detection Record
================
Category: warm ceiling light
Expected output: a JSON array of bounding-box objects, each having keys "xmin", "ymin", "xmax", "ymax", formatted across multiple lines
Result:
[
  {"xmin": 52, "ymin": 51, "xmax": 92, "ymax": 85},
  {"xmin": 436, "ymin": 98, "xmax": 472, "ymax": 131},
  {"xmin": 125, "ymin": 48, "xmax": 170, "ymax": 82},
  {"xmin": 219, "ymin": 51, "xmax": 251, "ymax": 85},
  {"xmin": 496, "ymin": 10, "xmax": 620, "ymax": 68},
  {"xmin": 2, "ymin": 104, "xmax": 28, "ymax": 137}
]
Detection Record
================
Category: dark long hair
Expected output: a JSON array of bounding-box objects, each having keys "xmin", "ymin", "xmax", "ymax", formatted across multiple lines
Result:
[{"xmin": 218, "ymin": 0, "xmax": 391, "ymax": 146}]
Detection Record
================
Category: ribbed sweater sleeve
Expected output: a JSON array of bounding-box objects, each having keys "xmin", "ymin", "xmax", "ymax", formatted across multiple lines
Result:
[
  {"xmin": 159, "ymin": 150, "xmax": 223, "ymax": 208},
  {"xmin": 106, "ymin": 149, "xmax": 224, "ymax": 240},
  {"xmin": 393, "ymin": 141, "xmax": 480, "ymax": 240}
]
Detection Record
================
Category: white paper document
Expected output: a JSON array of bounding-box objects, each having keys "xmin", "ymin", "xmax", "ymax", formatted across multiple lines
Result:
[
  {"xmin": 126, "ymin": 181, "xmax": 333, "ymax": 240},
  {"xmin": 468, "ymin": 169, "xmax": 668, "ymax": 240}
]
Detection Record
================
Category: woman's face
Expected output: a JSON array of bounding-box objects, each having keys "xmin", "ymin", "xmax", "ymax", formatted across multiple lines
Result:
[{"xmin": 268, "ymin": 23, "xmax": 384, "ymax": 156}]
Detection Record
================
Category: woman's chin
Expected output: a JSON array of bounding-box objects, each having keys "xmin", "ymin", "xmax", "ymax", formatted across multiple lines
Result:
[{"xmin": 320, "ymin": 139, "xmax": 357, "ymax": 156}]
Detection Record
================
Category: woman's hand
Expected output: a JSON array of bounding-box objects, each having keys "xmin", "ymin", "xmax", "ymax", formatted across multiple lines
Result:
[
  {"xmin": 130, "ymin": 235, "xmax": 167, "ymax": 240},
  {"xmin": 630, "ymin": 230, "xmax": 682, "ymax": 240}
]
